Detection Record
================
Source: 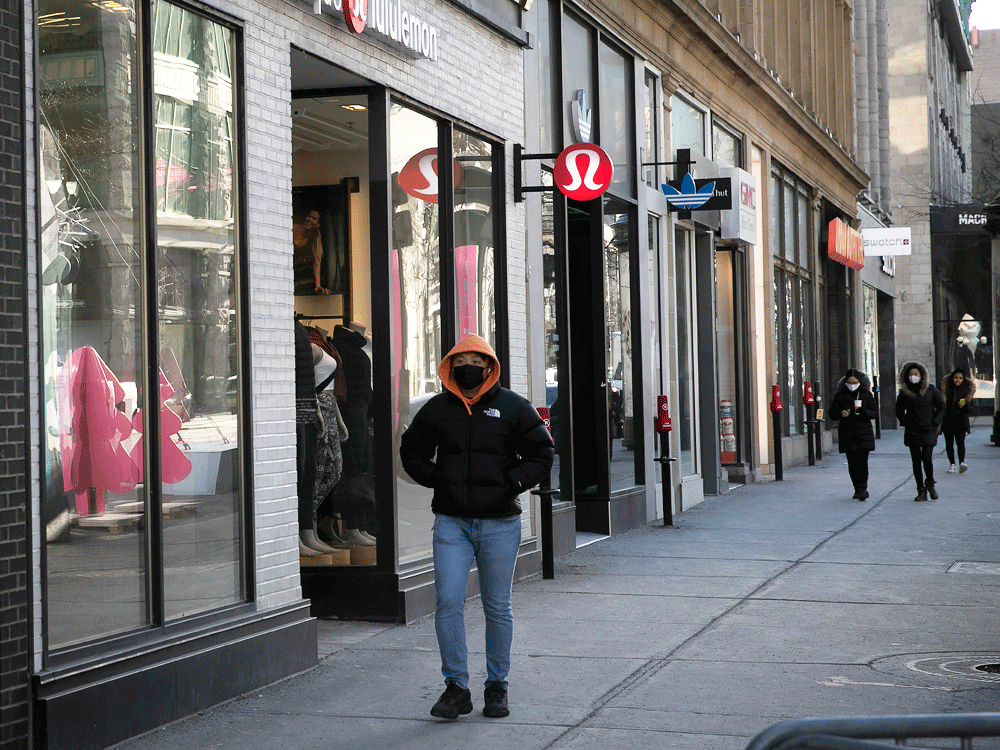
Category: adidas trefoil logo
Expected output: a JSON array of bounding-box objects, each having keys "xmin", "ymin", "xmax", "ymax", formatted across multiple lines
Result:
[{"xmin": 661, "ymin": 173, "xmax": 716, "ymax": 210}]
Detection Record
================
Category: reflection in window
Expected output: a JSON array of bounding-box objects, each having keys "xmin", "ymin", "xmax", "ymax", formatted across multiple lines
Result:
[
  {"xmin": 39, "ymin": 0, "xmax": 146, "ymax": 649},
  {"xmin": 674, "ymin": 227, "xmax": 697, "ymax": 477},
  {"xmin": 453, "ymin": 130, "xmax": 495, "ymax": 348},
  {"xmin": 38, "ymin": 0, "xmax": 245, "ymax": 648},
  {"xmin": 711, "ymin": 119, "xmax": 742, "ymax": 169},
  {"xmin": 604, "ymin": 198, "xmax": 637, "ymax": 490},
  {"xmin": 390, "ymin": 103, "xmax": 441, "ymax": 565},
  {"xmin": 541, "ymin": 171, "xmax": 568, "ymax": 494},
  {"xmin": 153, "ymin": 1, "xmax": 242, "ymax": 620},
  {"xmin": 669, "ymin": 94, "xmax": 705, "ymax": 157},
  {"xmin": 643, "ymin": 73, "xmax": 659, "ymax": 188},
  {"xmin": 599, "ymin": 39, "xmax": 635, "ymax": 197}
]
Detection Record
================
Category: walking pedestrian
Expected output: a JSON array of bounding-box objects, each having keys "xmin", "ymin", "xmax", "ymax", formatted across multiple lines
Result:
[
  {"xmin": 829, "ymin": 368, "xmax": 876, "ymax": 500},
  {"xmin": 895, "ymin": 361, "xmax": 945, "ymax": 502},
  {"xmin": 941, "ymin": 367, "xmax": 976, "ymax": 474},
  {"xmin": 399, "ymin": 334, "xmax": 554, "ymax": 721}
]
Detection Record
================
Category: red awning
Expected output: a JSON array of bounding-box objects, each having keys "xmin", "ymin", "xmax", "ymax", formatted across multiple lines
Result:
[{"xmin": 828, "ymin": 218, "xmax": 865, "ymax": 270}]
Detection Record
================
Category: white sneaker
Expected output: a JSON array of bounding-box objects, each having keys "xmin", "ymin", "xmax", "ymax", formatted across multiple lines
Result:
[
  {"xmin": 947, "ymin": 464, "xmax": 957, "ymax": 474},
  {"xmin": 960, "ymin": 463, "xmax": 969, "ymax": 473}
]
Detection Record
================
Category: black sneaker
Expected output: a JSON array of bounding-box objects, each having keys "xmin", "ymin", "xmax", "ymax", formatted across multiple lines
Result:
[
  {"xmin": 926, "ymin": 481, "xmax": 938, "ymax": 500},
  {"xmin": 482, "ymin": 683, "xmax": 509, "ymax": 718},
  {"xmin": 430, "ymin": 683, "xmax": 472, "ymax": 719}
]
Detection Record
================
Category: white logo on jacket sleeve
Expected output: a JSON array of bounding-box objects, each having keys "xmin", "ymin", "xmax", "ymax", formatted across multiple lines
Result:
[{"xmin": 485, "ymin": 408, "xmax": 501, "ymax": 418}]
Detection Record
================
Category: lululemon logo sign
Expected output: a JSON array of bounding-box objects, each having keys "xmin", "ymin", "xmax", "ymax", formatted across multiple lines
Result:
[
  {"xmin": 343, "ymin": 0, "xmax": 367, "ymax": 32},
  {"xmin": 397, "ymin": 148, "xmax": 463, "ymax": 204},
  {"xmin": 554, "ymin": 143, "xmax": 613, "ymax": 201}
]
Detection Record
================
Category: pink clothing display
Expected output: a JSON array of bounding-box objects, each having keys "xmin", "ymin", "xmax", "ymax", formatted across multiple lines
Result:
[
  {"xmin": 130, "ymin": 371, "xmax": 192, "ymax": 485},
  {"xmin": 59, "ymin": 346, "xmax": 138, "ymax": 516}
]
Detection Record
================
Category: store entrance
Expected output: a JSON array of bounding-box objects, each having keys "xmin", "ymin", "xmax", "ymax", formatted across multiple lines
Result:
[{"xmin": 290, "ymin": 50, "xmax": 378, "ymax": 570}]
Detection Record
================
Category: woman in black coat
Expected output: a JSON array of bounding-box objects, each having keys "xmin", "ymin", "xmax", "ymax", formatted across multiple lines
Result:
[
  {"xmin": 895, "ymin": 360, "xmax": 945, "ymax": 501},
  {"xmin": 941, "ymin": 367, "xmax": 976, "ymax": 474},
  {"xmin": 829, "ymin": 368, "xmax": 877, "ymax": 500}
]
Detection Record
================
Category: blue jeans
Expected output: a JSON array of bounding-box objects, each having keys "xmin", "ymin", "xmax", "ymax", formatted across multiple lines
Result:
[{"xmin": 432, "ymin": 514, "xmax": 522, "ymax": 691}]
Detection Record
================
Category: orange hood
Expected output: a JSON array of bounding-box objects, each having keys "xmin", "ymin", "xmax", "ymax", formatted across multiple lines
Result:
[{"xmin": 439, "ymin": 334, "xmax": 501, "ymax": 413}]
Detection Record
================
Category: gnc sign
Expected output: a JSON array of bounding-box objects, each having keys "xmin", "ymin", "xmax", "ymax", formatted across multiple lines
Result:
[
  {"xmin": 827, "ymin": 218, "xmax": 865, "ymax": 270},
  {"xmin": 553, "ymin": 143, "xmax": 614, "ymax": 201}
]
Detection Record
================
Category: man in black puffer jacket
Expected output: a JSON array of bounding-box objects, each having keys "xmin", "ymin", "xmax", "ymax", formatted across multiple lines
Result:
[{"xmin": 400, "ymin": 334, "xmax": 553, "ymax": 722}]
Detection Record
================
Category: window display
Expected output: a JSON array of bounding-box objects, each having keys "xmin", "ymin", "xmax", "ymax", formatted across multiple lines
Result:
[{"xmin": 39, "ymin": 0, "xmax": 244, "ymax": 649}]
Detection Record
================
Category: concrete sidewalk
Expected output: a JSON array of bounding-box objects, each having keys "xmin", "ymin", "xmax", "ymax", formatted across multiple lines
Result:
[{"xmin": 115, "ymin": 426, "xmax": 1000, "ymax": 750}]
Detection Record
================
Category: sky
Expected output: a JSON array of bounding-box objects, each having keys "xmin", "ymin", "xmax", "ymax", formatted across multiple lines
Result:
[{"xmin": 970, "ymin": 0, "xmax": 1000, "ymax": 30}]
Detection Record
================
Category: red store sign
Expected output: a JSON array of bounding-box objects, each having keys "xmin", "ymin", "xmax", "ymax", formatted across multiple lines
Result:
[
  {"xmin": 827, "ymin": 218, "xmax": 865, "ymax": 270},
  {"xmin": 553, "ymin": 143, "xmax": 614, "ymax": 201}
]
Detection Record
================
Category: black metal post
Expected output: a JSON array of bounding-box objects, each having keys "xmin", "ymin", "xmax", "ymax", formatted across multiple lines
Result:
[
  {"xmin": 813, "ymin": 380, "xmax": 822, "ymax": 460},
  {"xmin": 653, "ymin": 431, "xmax": 676, "ymax": 527},
  {"xmin": 531, "ymin": 478, "xmax": 557, "ymax": 579},
  {"xmin": 807, "ymin": 408, "xmax": 815, "ymax": 466},
  {"xmin": 873, "ymin": 374, "xmax": 881, "ymax": 439},
  {"xmin": 772, "ymin": 409, "xmax": 784, "ymax": 481}
]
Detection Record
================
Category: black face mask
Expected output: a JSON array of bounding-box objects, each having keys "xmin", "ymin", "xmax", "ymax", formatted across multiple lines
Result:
[{"xmin": 454, "ymin": 364, "xmax": 486, "ymax": 390}]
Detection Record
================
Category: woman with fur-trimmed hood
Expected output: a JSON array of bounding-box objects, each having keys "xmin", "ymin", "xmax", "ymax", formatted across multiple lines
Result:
[
  {"xmin": 941, "ymin": 367, "xmax": 976, "ymax": 473},
  {"xmin": 895, "ymin": 361, "xmax": 945, "ymax": 501}
]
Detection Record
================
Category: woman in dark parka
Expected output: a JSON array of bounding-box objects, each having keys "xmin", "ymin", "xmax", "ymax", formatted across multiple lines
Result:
[
  {"xmin": 830, "ymin": 368, "xmax": 877, "ymax": 500},
  {"xmin": 941, "ymin": 367, "xmax": 976, "ymax": 473},
  {"xmin": 895, "ymin": 361, "xmax": 945, "ymax": 501}
]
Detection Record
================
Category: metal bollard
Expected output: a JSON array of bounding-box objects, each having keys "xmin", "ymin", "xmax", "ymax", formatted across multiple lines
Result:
[
  {"xmin": 533, "ymin": 407, "xmax": 558, "ymax": 579},
  {"xmin": 654, "ymin": 396, "xmax": 677, "ymax": 527},
  {"xmin": 770, "ymin": 385, "xmax": 784, "ymax": 481},
  {"xmin": 813, "ymin": 380, "xmax": 822, "ymax": 461}
]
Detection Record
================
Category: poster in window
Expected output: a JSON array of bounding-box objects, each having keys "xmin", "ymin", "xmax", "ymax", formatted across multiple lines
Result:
[{"xmin": 292, "ymin": 184, "xmax": 348, "ymax": 296}]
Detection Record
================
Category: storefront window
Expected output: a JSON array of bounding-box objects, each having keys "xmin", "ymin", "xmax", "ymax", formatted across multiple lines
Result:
[
  {"xmin": 390, "ymin": 104, "xmax": 441, "ymax": 565},
  {"xmin": 604, "ymin": 198, "xmax": 638, "ymax": 489},
  {"xmin": 771, "ymin": 163, "xmax": 814, "ymax": 437},
  {"xmin": 643, "ymin": 73, "xmax": 659, "ymax": 188},
  {"xmin": 674, "ymin": 226, "xmax": 698, "ymax": 477},
  {"xmin": 541, "ymin": 171, "xmax": 569, "ymax": 494},
  {"xmin": 39, "ymin": 0, "xmax": 244, "ymax": 649},
  {"xmin": 863, "ymin": 284, "xmax": 878, "ymax": 379},
  {"xmin": 669, "ymin": 94, "xmax": 705, "ymax": 158},
  {"xmin": 562, "ymin": 12, "xmax": 595, "ymax": 146},
  {"xmin": 453, "ymin": 130, "xmax": 496, "ymax": 348},
  {"xmin": 711, "ymin": 118, "xmax": 741, "ymax": 169},
  {"xmin": 599, "ymin": 39, "xmax": 635, "ymax": 197}
]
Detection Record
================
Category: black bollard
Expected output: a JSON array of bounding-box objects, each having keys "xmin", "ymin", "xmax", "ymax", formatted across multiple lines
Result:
[
  {"xmin": 772, "ymin": 409, "xmax": 784, "ymax": 481},
  {"xmin": 813, "ymin": 380, "xmax": 822, "ymax": 460},
  {"xmin": 873, "ymin": 375, "xmax": 881, "ymax": 439},
  {"xmin": 654, "ymin": 431, "xmax": 677, "ymax": 527}
]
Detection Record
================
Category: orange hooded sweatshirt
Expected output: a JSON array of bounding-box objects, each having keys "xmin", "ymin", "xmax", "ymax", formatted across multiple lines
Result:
[{"xmin": 439, "ymin": 334, "xmax": 501, "ymax": 414}]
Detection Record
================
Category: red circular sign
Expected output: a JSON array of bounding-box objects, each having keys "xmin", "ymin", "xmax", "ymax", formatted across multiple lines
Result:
[
  {"xmin": 397, "ymin": 148, "xmax": 463, "ymax": 204},
  {"xmin": 554, "ymin": 143, "xmax": 614, "ymax": 201},
  {"xmin": 343, "ymin": 0, "xmax": 368, "ymax": 33}
]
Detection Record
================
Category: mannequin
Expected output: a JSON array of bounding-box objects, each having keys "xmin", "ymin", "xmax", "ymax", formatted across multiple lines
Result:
[
  {"xmin": 317, "ymin": 324, "xmax": 377, "ymax": 547},
  {"xmin": 294, "ymin": 321, "xmax": 325, "ymax": 556},
  {"xmin": 303, "ymin": 343, "xmax": 348, "ymax": 554}
]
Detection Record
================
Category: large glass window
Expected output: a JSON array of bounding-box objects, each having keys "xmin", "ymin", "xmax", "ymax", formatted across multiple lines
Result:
[
  {"xmin": 643, "ymin": 73, "xmax": 659, "ymax": 188},
  {"xmin": 453, "ymin": 130, "xmax": 496, "ymax": 348},
  {"xmin": 604, "ymin": 198, "xmax": 639, "ymax": 489},
  {"xmin": 39, "ymin": 0, "xmax": 243, "ymax": 650},
  {"xmin": 771, "ymin": 162, "xmax": 814, "ymax": 436},
  {"xmin": 669, "ymin": 94, "xmax": 706, "ymax": 158},
  {"xmin": 562, "ymin": 12, "xmax": 595, "ymax": 146},
  {"xmin": 390, "ymin": 104, "xmax": 441, "ymax": 565},
  {"xmin": 674, "ymin": 227, "xmax": 698, "ymax": 476},
  {"xmin": 711, "ymin": 118, "xmax": 742, "ymax": 169},
  {"xmin": 599, "ymin": 39, "xmax": 635, "ymax": 197}
]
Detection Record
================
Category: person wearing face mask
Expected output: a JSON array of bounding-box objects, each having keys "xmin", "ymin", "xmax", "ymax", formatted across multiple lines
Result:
[
  {"xmin": 829, "ymin": 368, "xmax": 877, "ymax": 500},
  {"xmin": 895, "ymin": 361, "xmax": 945, "ymax": 501},
  {"xmin": 941, "ymin": 367, "xmax": 976, "ymax": 474},
  {"xmin": 399, "ymin": 334, "xmax": 554, "ymax": 722}
]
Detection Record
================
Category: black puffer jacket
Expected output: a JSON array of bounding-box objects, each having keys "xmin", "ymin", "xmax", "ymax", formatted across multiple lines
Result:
[
  {"xmin": 829, "ymin": 369, "xmax": 877, "ymax": 453},
  {"xmin": 941, "ymin": 369, "xmax": 976, "ymax": 436},
  {"xmin": 895, "ymin": 361, "xmax": 945, "ymax": 447},
  {"xmin": 399, "ymin": 335, "xmax": 554, "ymax": 519}
]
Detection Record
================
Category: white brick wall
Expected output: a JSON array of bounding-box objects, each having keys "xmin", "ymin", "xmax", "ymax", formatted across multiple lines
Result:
[
  {"xmin": 26, "ymin": 0, "xmax": 525, "ymax": 633},
  {"xmin": 210, "ymin": 0, "xmax": 526, "ymax": 609}
]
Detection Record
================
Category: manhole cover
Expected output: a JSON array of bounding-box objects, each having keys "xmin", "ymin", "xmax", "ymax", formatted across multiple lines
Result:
[
  {"xmin": 905, "ymin": 655, "xmax": 1000, "ymax": 683},
  {"xmin": 948, "ymin": 562, "xmax": 1000, "ymax": 575}
]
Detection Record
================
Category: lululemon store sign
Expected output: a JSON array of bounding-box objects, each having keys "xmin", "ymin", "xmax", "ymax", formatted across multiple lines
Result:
[
  {"xmin": 553, "ymin": 143, "xmax": 614, "ymax": 201},
  {"xmin": 315, "ymin": 0, "xmax": 440, "ymax": 61}
]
